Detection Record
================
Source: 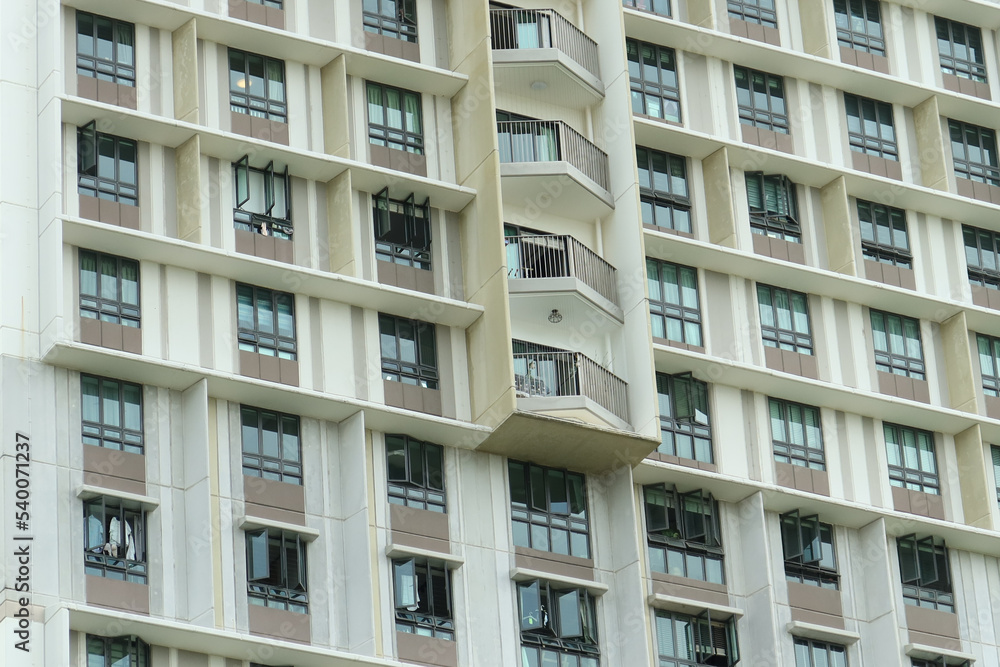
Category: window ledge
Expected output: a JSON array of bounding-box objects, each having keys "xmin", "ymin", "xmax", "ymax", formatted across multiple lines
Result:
[
  {"xmin": 238, "ymin": 515, "xmax": 320, "ymax": 541},
  {"xmin": 786, "ymin": 621, "xmax": 860, "ymax": 645},
  {"xmin": 647, "ymin": 593, "xmax": 742, "ymax": 619},
  {"xmin": 385, "ymin": 543, "xmax": 464, "ymax": 567},
  {"xmin": 510, "ymin": 567, "xmax": 609, "ymax": 596},
  {"xmin": 76, "ymin": 484, "xmax": 159, "ymax": 510},
  {"xmin": 905, "ymin": 643, "xmax": 976, "ymax": 663}
]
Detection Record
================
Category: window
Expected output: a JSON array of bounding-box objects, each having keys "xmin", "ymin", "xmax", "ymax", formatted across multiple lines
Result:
[
  {"xmin": 643, "ymin": 484, "xmax": 724, "ymax": 584},
  {"xmin": 870, "ymin": 310, "xmax": 924, "ymax": 379},
  {"xmin": 236, "ymin": 283, "xmax": 296, "ymax": 359},
  {"xmin": 240, "ymin": 406, "xmax": 301, "ymax": 485},
  {"xmin": 364, "ymin": 0, "xmax": 417, "ymax": 43},
  {"xmin": 637, "ymin": 146, "xmax": 691, "ymax": 233},
  {"xmin": 655, "ymin": 372, "xmax": 712, "ymax": 463},
  {"xmin": 897, "ymin": 534, "xmax": 953, "ymax": 612},
  {"xmin": 844, "ymin": 94, "xmax": 897, "ymax": 160},
  {"xmin": 654, "ymin": 609, "xmax": 739, "ymax": 666},
  {"xmin": 977, "ymin": 334, "xmax": 1000, "ymax": 396},
  {"xmin": 769, "ymin": 398, "xmax": 824, "ymax": 470},
  {"xmin": 745, "ymin": 173, "xmax": 800, "ymax": 242},
  {"xmin": 963, "ymin": 224, "xmax": 1000, "ymax": 289},
  {"xmin": 509, "ymin": 460, "xmax": 590, "ymax": 558},
  {"xmin": 858, "ymin": 200, "xmax": 911, "ymax": 268},
  {"xmin": 884, "ymin": 423, "xmax": 939, "ymax": 495},
  {"xmin": 374, "ymin": 189, "xmax": 431, "ymax": 270},
  {"xmin": 734, "ymin": 66, "xmax": 788, "ymax": 134},
  {"xmin": 246, "ymin": 528, "xmax": 308, "ymax": 612},
  {"xmin": 992, "ymin": 445, "xmax": 1000, "ymax": 509},
  {"xmin": 648, "ymin": 259, "xmax": 702, "ymax": 346},
  {"xmin": 233, "ymin": 155, "xmax": 291, "ymax": 239},
  {"xmin": 86, "ymin": 635, "xmax": 149, "ymax": 667},
  {"xmin": 79, "ymin": 250, "xmax": 140, "ymax": 328},
  {"xmin": 77, "ymin": 122, "xmax": 137, "ymax": 205},
  {"xmin": 780, "ymin": 510, "xmax": 838, "ymax": 589},
  {"xmin": 76, "ymin": 13, "xmax": 135, "ymax": 86},
  {"xmin": 627, "ymin": 39, "xmax": 681, "ymax": 123},
  {"xmin": 84, "ymin": 497, "xmax": 147, "ymax": 583},
  {"xmin": 379, "ymin": 314, "xmax": 438, "ymax": 388},
  {"xmin": 935, "ymin": 17, "xmax": 986, "ymax": 83},
  {"xmin": 793, "ymin": 638, "xmax": 847, "ymax": 667},
  {"xmin": 728, "ymin": 0, "xmax": 777, "ymax": 27},
  {"xmin": 246, "ymin": 0, "xmax": 282, "ymax": 6},
  {"xmin": 949, "ymin": 119, "xmax": 999, "ymax": 186},
  {"xmin": 367, "ymin": 82, "xmax": 423, "ymax": 154},
  {"xmin": 386, "ymin": 434, "xmax": 446, "ymax": 512},
  {"xmin": 912, "ymin": 660, "xmax": 971, "ymax": 667},
  {"xmin": 624, "ymin": 0, "xmax": 671, "ymax": 17},
  {"xmin": 517, "ymin": 579, "xmax": 599, "ymax": 667},
  {"xmin": 392, "ymin": 558, "xmax": 453, "ymax": 639},
  {"xmin": 833, "ymin": 0, "xmax": 884, "ymax": 55},
  {"xmin": 757, "ymin": 284, "xmax": 813, "ymax": 355},
  {"xmin": 81, "ymin": 374, "xmax": 143, "ymax": 453},
  {"xmin": 228, "ymin": 49, "xmax": 286, "ymax": 122}
]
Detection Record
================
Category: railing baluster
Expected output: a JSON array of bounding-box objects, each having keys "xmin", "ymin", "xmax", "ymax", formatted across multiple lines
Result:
[
  {"xmin": 489, "ymin": 8, "xmax": 600, "ymax": 79},
  {"xmin": 495, "ymin": 120, "xmax": 610, "ymax": 193},
  {"xmin": 504, "ymin": 235, "xmax": 619, "ymax": 306}
]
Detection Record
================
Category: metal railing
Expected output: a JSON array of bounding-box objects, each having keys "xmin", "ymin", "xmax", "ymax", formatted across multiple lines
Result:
[
  {"xmin": 496, "ymin": 120, "xmax": 610, "ymax": 192},
  {"xmin": 513, "ymin": 345, "xmax": 629, "ymax": 423},
  {"xmin": 489, "ymin": 8, "xmax": 601, "ymax": 79},
  {"xmin": 505, "ymin": 234, "xmax": 619, "ymax": 306}
]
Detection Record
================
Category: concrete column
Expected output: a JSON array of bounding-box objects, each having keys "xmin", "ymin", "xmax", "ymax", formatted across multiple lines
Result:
[
  {"xmin": 339, "ymin": 412, "xmax": 377, "ymax": 654},
  {"xmin": 175, "ymin": 135, "xmax": 202, "ymax": 243},
  {"xmin": 327, "ymin": 171, "xmax": 357, "ymax": 276},
  {"xmin": 854, "ymin": 518, "xmax": 900, "ymax": 665},
  {"xmin": 321, "ymin": 55, "xmax": 350, "ymax": 159},
  {"xmin": 821, "ymin": 175, "xmax": 857, "ymax": 276},
  {"xmin": 704, "ymin": 147, "xmax": 738, "ymax": 248},
  {"xmin": 179, "ymin": 379, "xmax": 214, "ymax": 625},
  {"xmin": 172, "ymin": 19, "xmax": 199, "ymax": 124},
  {"xmin": 913, "ymin": 96, "xmax": 949, "ymax": 192},
  {"xmin": 733, "ymin": 493, "xmax": 780, "ymax": 661},
  {"xmin": 941, "ymin": 312, "xmax": 977, "ymax": 413},
  {"xmin": 954, "ymin": 425, "xmax": 993, "ymax": 529},
  {"xmin": 687, "ymin": 0, "xmax": 718, "ymax": 29},
  {"xmin": 798, "ymin": 0, "xmax": 833, "ymax": 57}
]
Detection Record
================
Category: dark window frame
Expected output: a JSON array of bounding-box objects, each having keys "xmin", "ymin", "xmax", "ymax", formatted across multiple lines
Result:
[
  {"xmin": 793, "ymin": 637, "xmax": 848, "ymax": 667},
  {"xmin": 84, "ymin": 496, "xmax": 147, "ymax": 584},
  {"xmin": 858, "ymin": 200, "xmax": 911, "ymax": 268},
  {"xmin": 517, "ymin": 579, "xmax": 600, "ymax": 666},
  {"xmin": 637, "ymin": 146, "xmax": 691, "ymax": 233},
  {"xmin": 870, "ymin": 309, "xmax": 924, "ymax": 379},
  {"xmin": 780, "ymin": 510, "xmax": 838, "ymax": 589},
  {"xmin": 374, "ymin": 189, "xmax": 432, "ymax": 270},
  {"xmin": 844, "ymin": 93, "xmax": 897, "ymax": 160},
  {"xmin": 236, "ymin": 283, "xmax": 297, "ymax": 360},
  {"xmin": 757, "ymin": 284, "xmax": 813, "ymax": 355},
  {"xmin": 81, "ymin": 374, "xmax": 144, "ymax": 453},
  {"xmin": 240, "ymin": 406, "xmax": 302, "ymax": 485},
  {"xmin": 769, "ymin": 397, "xmax": 825, "ymax": 470},
  {"xmin": 655, "ymin": 372, "xmax": 713, "ymax": 464},
  {"xmin": 963, "ymin": 224, "xmax": 1000, "ymax": 289},
  {"xmin": 79, "ymin": 249, "xmax": 140, "ymax": 328},
  {"xmin": 246, "ymin": 528, "xmax": 308, "ymax": 612},
  {"xmin": 76, "ymin": 12, "xmax": 135, "ymax": 86},
  {"xmin": 728, "ymin": 0, "xmax": 777, "ymax": 28},
  {"xmin": 654, "ymin": 608, "xmax": 740, "ymax": 666},
  {"xmin": 935, "ymin": 17, "xmax": 987, "ymax": 83},
  {"xmin": 883, "ymin": 423, "xmax": 939, "ymax": 495},
  {"xmin": 367, "ymin": 82, "xmax": 424, "ymax": 154},
  {"xmin": 643, "ymin": 483, "xmax": 725, "ymax": 585},
  {"xmin": 627, "ymin": 39, "xmax": 681, "ymax": 123},
  {"xmin": 363, "ymin": 0, "xmax": 418, "ymax": 43},
  {"xmin": 86, "ymin": 635, "xmax": 149, "ymax": 667},
  {"xmin": 949, "ymin": 119, "xmax": 1000, "ymax": 186},
  {"xmin": 386, "ymin": 434, "xmax": 446, "ymax": 512},
  {"xmin": 392, "ymin": 558, "xmax": 454, "ymax": 639},
  {"xmin": 735, "ymin": 66, "xmax": 788, "ymax": 134},
  {"xmin": 234, "ymin": 154, "xmax": 292, "ymax": 239},
  {"xmin": 77, "ymin": 122, "xmax": 138, "ymax": 205},
  {"xmin": 976, "ymin": 333, "xmax": 1000, "ymax": 397},
  {"xmin": 228, "ymin": 48, "xmax": 287, "ymax": 122},
  {"xmin": 509, "ymin": 460, "xmax": 591, "ymax": 559},
  {"xmin": 912, "ymin": 659, "xmax": 971, "ymax": 667},
  {"xmin": 379, "ymin": 313, "xmax": 438, "ymax": 388},
  {"xmin": 897, "ymin": 534, "xmax": 953, "ymax": 612},
  {"xmin": 648, "ymin": 259, "xmax": 702, "ymax": 346},
  {"xmin": 745, "ymin": 172, "xmax": 800, "ymax": 242},
  {"xmin": 623, "ymin": 0, "xmax": 671, "ymax": 18},
  {"xmin": 833, "ymin": 0, "xmax": 885, "ymax": 56}
]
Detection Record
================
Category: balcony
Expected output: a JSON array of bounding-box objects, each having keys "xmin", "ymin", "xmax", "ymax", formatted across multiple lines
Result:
[
  {"xmin": 505, "ymin": 234, "xmax": 623, "ymax": 325},
  {"xmin": 489, "ymin": 8, "xmax": 605, "ymax": 108},
  {"xmin": 497, "ymin": 119, "xmax": 613, "ymax": 216}
]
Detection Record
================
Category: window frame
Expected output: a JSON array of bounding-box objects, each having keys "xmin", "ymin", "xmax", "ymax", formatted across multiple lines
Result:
[
  {"xmin": 233, "ymin": 154, "xmax": 292, "ymax": 239},
  {"xmin": 734, "ymin": 66, "xmax": 788, "ymax": 134},
  {"xmin": 647, "ymin": 259, "xmax": 703, "ymax": 346},
  {"xmin": 883, "ymin": 423, "xmax": 939, "ymax": 495},
  {"xmin": 240, "ymin": 405, "xmax": 302, "ymax": 485},
  {"xmin": 79, "ymin": 249, "xmax": 140, "ymax": 328},
  {"xmin": 756, "ymin": 284, "xmax": 813, "ymax": 355},
  {"xmin": 509, "ymin": 459, "xmax": 591, "ymax": 559},
  {"xmin": 654, "ymin": 608, "xmax": 740, "ymax": 667},
  {"xmin": 86, "ymin": 634, "xmax": 150, "ymax": 667},
  {"xmin": 623, "ymin": 0, "xmax": 671, "ymax": 18},
  {"xmin": 833, "ymin": 0, "xmax": 885, "ymax": 56},
  {"xmin": 728, "ymin": 0, "xmax": 777, "ymax": 28},
  {"xmin": 77, "ymin": 121, "xmax": 138, "ymax": 205},
  {"xmin": 935, "ymin": 17, "xmax": 987, "ymax": 83},
  {"xmin": 870, "ymin": 309, "xmax": 924, "ymax": 380},
  {"xmin": 627, "ymin": 39, "xmax": 681, "ymax": 123},
  {"xmin": 517, "ymin": 579, "xmax": 600, "ymax": 666},
  {"xmin": 858, "ymin": 200, "xmax": 911, "ymax": 268},
  {"xmin": 976, "ymin": 333, "xmax": 1000, "ymax": 397},
  {"xmin": 378, "ymin": 313, "xmax": 438, "ymax": 388},
  {"xmin": 392, "ymin": 558, "xmax": 454, "ymax": 639},
  {"xmin": 386, "ymin": 434, "xmax": 446, "ymax": 512},
  {"xmin": 366, "ymin": 82, "xmax": 424, "ymax": 154},
  {"xmin": 81, "ymin": 374, "xmax": 144, "ymax": 453},
  {"xmin": 84, "ymin": 496, "xmax": 147, "ymax": 584},
  {"xmin": 236, "ymin": 283, "xmax": 297, "ymax": 360},
  {"xmin": 637, "ymin": 146, "xmax": 691, "ymax": 233},
  {"xmin": 245, "ymin": 528, "xmax": 309, "ymax": 612},
  {"xmin": 844, "ymin": 93, "xmax": 897, "ymax": 160},
  {"xmin": 793, "ymin": 637, "xmax": 848, "ymax": 667},
  {"xmin": 374, "ymin": 189, "xmax": 432, "ymax": 270},
  {"xmin": 896, "ymin": 534, "xmax": 953, "ymax": 612},
  {"xmin": 76, "ymin": 12, "xmax": 136, "ymax": 86},
  {"xmin": 769, "ymin": 397, "xmax": 825, "ymax": 470},
  {"xmin": 949, "ymin": 119, "xmax": 1000, "ymax": 186},
  {"xmin": 228, "ymin": 48, "xmax": 287, "ymax": 123},
  {"xmin": 643, "ymin": 483, "xmax": 725, "ymax": 584},
  {"xmin": 912, "ymin": 659, "xmax": 971, "ymax": 667},
  {"xmin": 655, "ymin": 372, "xmax": 713, "ymax": 464},
  {"xmin": 780, "ymin": 510, "xmax": 838, "ymax": 589},
  {"xmin": 745, "ymin": 172, "xmax": 800, "ymax": 242},
  {"xmin": 992, "ymin": 444, "xmax": 1000, "ymax": 510},
  {"xmin": 963, "ymin": 224, "xmax": 1000, "ymax": 289},
  {"xmin": 363, "ymin": 0, "xmax": 418, "ymax": 43}
]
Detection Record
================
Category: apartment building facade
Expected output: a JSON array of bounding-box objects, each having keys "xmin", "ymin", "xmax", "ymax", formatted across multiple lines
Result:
[{"xmin": 3, "ymin": 0, "xmax": 1000, "ymax": 665}]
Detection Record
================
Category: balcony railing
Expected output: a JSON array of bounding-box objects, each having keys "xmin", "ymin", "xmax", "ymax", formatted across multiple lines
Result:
[
  {"xmin": 497, "ymin": 120, "xmax": 610, "ymax": 193},
  {"xmin": 489, "ymin": 8, "xmax": 601, "ymax": 79},
  {"xmin": 505, "ymin": 234, "xmax": 619, "ymax": 306},
  {"xmin": 513, "ymin": 342, "xmax": 629, "ymax": 423}
]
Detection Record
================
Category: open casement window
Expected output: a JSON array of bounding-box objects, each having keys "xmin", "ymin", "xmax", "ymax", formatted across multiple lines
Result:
[
  {"xmin": 233, "ymin": 154, "xmax": 292, "ymax": 238},
  {"xmin": 780, "ymin": 510, "xmax": 822, "ymax": 565},
  {"xmin": 245, "ymin": 528, "xmax": 308, "ymax": 612},
  {"xmin": 392, "ymin": 558, "xmax": 454, "ymax": 639},
  {"xmin": 897, "ymin": 534, "xmax": 945, "ymax": 588},
  {"xmin": 645, "ymin": 484, "xmax": 721, "ymax": 548},
  {"xmin": 746, "ymin": 172, "xmax": 800, "ymax": 241},
  {"xmin": 84, "ymin": 497, "xmax": 147, "ymax": 583},
  {"xmin": 671, "ymin": 372, "xmax": 709, "ymax": 425},
  {"xmin": 912, "ymin": 658, "xmax": 972, "ymax": 667},
  {"xmin": 373, "ymin": 188, "xmax": 432, "ymax": 269},
  {"xmin": 517, "ymin": 579, "xmax": 599, "ymax": 647},
  {"xmin": 86, "ymin": 634, "xmax": 150, "ymax": 667},
  {"xmin": 79, "ymin": 120, "xmax": 98, "ymax": 176},
  {"xmin": 694, "ymin": 608, "xmax": 740, "ymax": 667}
]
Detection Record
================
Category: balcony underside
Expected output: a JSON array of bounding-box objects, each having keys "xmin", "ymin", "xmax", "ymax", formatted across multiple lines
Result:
[
  {"xmin": 477, "ymin": 410, "xmax": 658, "ymax": 474},
  {"xmin": 492, "ymin": 50, "xmax": 605, "ymax": 109},
  {"xmin": 508, "ymin": 277, "xmax": 624, "ymax": 329},
  {"xmin": 500, "ymin": 162, "xmax": 614, "ymax": 219}
]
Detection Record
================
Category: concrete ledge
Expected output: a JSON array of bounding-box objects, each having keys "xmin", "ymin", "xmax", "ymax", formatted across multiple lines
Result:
[
  {"xmin": 904, "ymin": 643, "xmax": 976, "ymax": 664},
  {"xmin": 511, "ymin": 566, "xmax": 608, "ymax": 596},
  {"xmin": 785, "ymin": 621, "xmax": 860, "ymax": 645},
  {"xmin": 648, "ymin": 593, "xmax": 742, "ymax": 619},
  {"xmin": 385, "ymin": 543, "xmax": 464, "ymax": 566},
  {"xmin": 76, "ymin": 484, "xmax": 159, "ymax": 510},
  {"xmin": 237, "ymin": 515, "xmax": 320, "ymax": 540}
]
